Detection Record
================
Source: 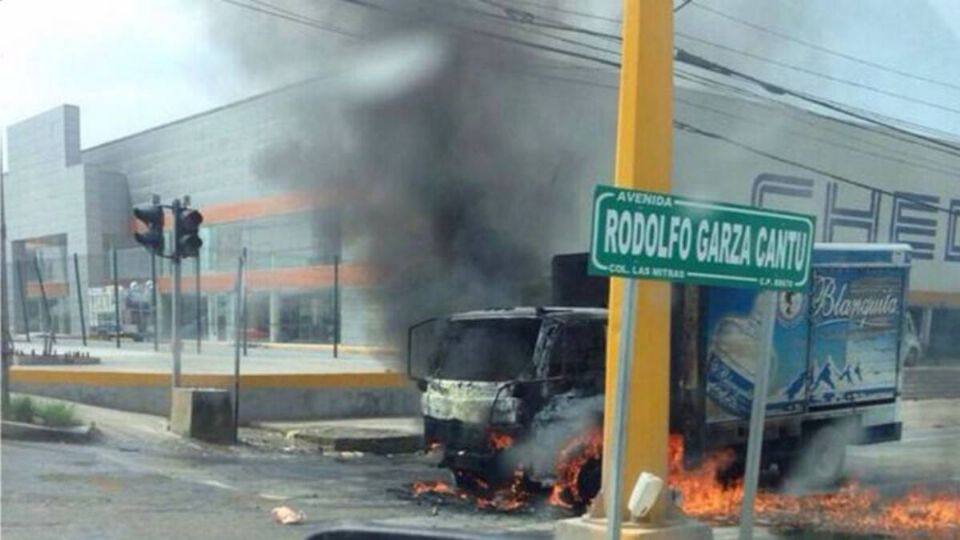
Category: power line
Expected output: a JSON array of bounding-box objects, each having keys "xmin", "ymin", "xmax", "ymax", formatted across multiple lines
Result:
[
  {"xmin": 675, "ymin": 68, "xmax": 960, "ymax": 162},
  {"xmin": 674, "ymin": 120, "xmax": 955, "ymax": 215},
  {"xmin": 235, "ymin": 0, "xmax": 960, "ymax": 165},
  {"xmin": 483, "ymin": 60, "xmax": 958, "ymax": 214},
  {"xmin": 459, "ymin": 1, "xmax": 960, "ymax": 146},
  {"xmin": 676, "ymin": 32, "xmax": 960, "ymax": 117},
  {"xmin": 676, "ymin": 95, "xmax": 960, "ymax": 179},
  {"xmin": 434, "ymin": 55, "xmax": 958, "ymax": 216},
  {"xmin": 335, "ymin": 0, "xmax": 621, "ymax": 67},
  {"xmin": 219, "ymin": 0, "xmax": 360, "ymax": 38},
  {"xmin": 495, "ymin": 0, "xmax": 622, "ymax": 24},
  {"xmin": 213, "ymin": 0, "xmax": 960, "ymax": 225},
  {"xmin": 689, "ymin": 2, "xmax": 960, "ymax": 93},
  {"xmin": 471, "ymin": 0, "xmax": 621, "ymax": 41},
  {"xmin": 675, "ymin": 0, "xmax": 694, "ymax": 13},
  {"xmin": 674, "ymin": 48, "xmax": 960, "ymax": 158},
  {"xmin": 437, "ymin": 0, "xmax": 621, "ymax": 57}
]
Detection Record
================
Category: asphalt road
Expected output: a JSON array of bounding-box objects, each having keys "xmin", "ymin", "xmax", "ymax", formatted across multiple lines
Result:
[
  {"xmin": 1, "ymin": 404, "xmax": 552, "ymax": 540},
  {"xmin": 3, "ymin": 401, "xmax": 959, "ymax": 540}
]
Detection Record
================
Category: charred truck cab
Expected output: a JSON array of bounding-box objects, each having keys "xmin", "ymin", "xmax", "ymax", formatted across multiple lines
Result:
[
  {"xmin": 408, "ymin": 245, "xmax": 913, "ymax": 505},
  {"xmin": 408, "ymin": 307, "xmax": 606, "ymax": 499}
]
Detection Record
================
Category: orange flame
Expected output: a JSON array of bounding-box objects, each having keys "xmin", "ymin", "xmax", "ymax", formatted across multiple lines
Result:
[
  {"xmin": 410, "ymin": 480, "xmax": 459, "ymax": 498},
  {"xmin": 409, "ymin": 469, "xmax": 529, "ymax": 512},
  {"xmin": 667, "ymin": 434, "xmax": 960, "ymax": 535},
  {"xmin": 411, "ymin": 432, "xmax": 959, "ymax": 534},
  {"xmin": 487, "ymin": 430, "xmax": 514, "ymax": 450}
]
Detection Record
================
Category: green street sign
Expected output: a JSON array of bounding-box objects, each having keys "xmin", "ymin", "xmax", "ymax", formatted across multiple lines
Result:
[{"xmin": 589, "ymin": 185, "xmax": 816, "ymax": 291}]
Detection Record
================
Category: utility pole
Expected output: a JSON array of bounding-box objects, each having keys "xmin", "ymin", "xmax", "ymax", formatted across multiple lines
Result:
[
  {"xmin": 113, "ymin": 247, "xmax": 121, "ymax": 349},
  {"xmin": 241, "ymin": 247, "xmax": 248, "ymax": 357},
  {"xmin": 557, "ymin": 2, "xmax": 707, "ymax": 539},
  {"xmin": 170, "ymin": 198, "xmax": 182, "ymax": 388},
  {"xmin": 1, "ymin": 138, "xmax": 11, "ymax": 412},
  {"xmin": 333, "ymin": 254, "xmax": 340, "ymax": 358},
  {"xmin": 73, "ymin": 253, "xmax": 86, "ymax": 346},
  {"xmin": 232, "ymin": 252, "xmax": 245, "ymax": 442},
  {"xmin": 601, "ymin": 0, "xmax": 673, "ymax": 525}
]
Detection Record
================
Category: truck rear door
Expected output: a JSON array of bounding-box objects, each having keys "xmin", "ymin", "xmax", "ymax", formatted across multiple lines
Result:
[{"xmin": 807, "ymin": 246, "xmax": 910, "ymax": 409}]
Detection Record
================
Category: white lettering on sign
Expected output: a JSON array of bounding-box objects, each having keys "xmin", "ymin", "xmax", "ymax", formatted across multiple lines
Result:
[
  {"xmin": 602, "ymin": 208, "xmax": 809, "ymax": 270},
  {"xmin": 812, "ymin": 275, "xmax": 899, "ymax": 324},
  {"xmin": 604, "ymin": 209, "xmax": 697, "ymax": 261},
  {"xmin": 694, "ymin": 220, "xmax": 753, "ymax": 266},
  {"xmin": 756, "ymin": 227, "xmax": 810, "ymax": 272},
  {"xmin": 616, "ymin": 191, "xmax": 674, "ymax": 207}
]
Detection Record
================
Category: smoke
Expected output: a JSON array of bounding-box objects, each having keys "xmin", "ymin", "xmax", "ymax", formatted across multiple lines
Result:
[
  {"xmin": 509, "ymin": 393, "xmax": 604, "ymax": 480},
  {"xmin": 209, "ymin": 0, "xmax": 599, "ymax": 344},
  {"xmin": 781, "ymin": 419, "xmax": 861, "ymax": 494}
]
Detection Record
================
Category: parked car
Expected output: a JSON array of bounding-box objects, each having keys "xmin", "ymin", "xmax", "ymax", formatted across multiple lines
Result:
[{"xmin": 90, "ymin": 323, "xmax": 146, "ymax": 342}]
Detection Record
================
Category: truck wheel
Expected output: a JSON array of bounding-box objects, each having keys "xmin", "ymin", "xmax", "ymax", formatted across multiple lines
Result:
[
  {"xmin": 574, "ymin": 457, "xmax": 601, "ymax": 506},
  {"xmin": 791, "ymin": 424, "xmax": 847, "ymax": 490}
]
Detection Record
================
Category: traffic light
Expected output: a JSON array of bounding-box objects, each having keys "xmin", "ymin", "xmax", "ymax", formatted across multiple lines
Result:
[
  {"xmin": 175, "ymin": 207, "xmax": 204, "ymax": 259},
  {"xmin": 133, "ymin": 203, "xmax": 165, "ymax": 256}
]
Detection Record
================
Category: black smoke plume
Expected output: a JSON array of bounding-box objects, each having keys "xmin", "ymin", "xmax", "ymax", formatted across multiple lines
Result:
[{"xmin": 209, "ymin": 1, "xmax": 610, "ymax": 345}]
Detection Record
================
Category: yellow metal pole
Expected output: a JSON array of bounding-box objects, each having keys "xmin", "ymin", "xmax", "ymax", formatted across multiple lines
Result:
[{"xmin": 602, "ymin": 0, "xmax": 673, "ymax": 524}]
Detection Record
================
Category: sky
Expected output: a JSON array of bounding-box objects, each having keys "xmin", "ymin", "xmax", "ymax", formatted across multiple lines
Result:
[{"xmin": 3, "ymin": 0, "xmax": 960, "ymax": 151}]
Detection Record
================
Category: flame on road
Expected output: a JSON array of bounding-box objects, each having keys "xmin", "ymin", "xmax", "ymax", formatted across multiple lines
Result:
[
  {"xmin": 410, "ymin": 469, "xmax": 528, "ymax": 512},
  {"xmin": 410, "ymin": 431, "xmax": 958, "ymax": 536},
  {"xmin": 667, "ymin": 434, "xmax": 960, "ymax": 535}
]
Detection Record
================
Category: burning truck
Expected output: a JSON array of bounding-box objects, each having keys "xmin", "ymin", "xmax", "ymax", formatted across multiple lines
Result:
[{"xmin": 406, "ymin": 244, "xmax": 918, "ymax": 510}]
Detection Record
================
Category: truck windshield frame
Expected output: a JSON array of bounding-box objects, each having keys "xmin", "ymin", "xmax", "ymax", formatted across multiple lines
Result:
[{"xmin": 424, "ymin": 318, "xmax": 543, "ymax": 382}]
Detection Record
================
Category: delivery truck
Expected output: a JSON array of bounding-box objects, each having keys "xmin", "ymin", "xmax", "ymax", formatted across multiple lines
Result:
[{"xmin": 407, "ymin": 243, "xmax": 914, "ymax": 507}]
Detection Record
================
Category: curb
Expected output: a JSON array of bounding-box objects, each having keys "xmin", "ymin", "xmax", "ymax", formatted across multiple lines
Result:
[
  {"xmin": 253, "ymin": 423, "xmax": 422, "ymax": 454},
  {"xmin": 1, "ymin": 420, "xmax": 99, "ymax": 442}
]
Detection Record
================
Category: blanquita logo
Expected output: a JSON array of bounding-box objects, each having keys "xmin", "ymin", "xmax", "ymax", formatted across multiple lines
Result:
[{"xmin": 812, "ymin": 275, "xmax": 899, "ymax": 325}]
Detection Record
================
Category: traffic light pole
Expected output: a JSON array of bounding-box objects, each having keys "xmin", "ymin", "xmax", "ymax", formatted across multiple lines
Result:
[
  {"xmin": 113, "ymin": 248, "xmax": 121, "ymax": 349},
  {"xmin": 133, "ymin": 195, "xmax": 202, "ymax": 393},
  {"xmin": 171, "ymin": 198, "xmax": 182, "ymax": 388},
  {"xmin": 196, "ymin": 253, "xmax": 201, "ymax": 354},
  {"xmin": 151, "ymin": 254, "xmax": 158, "ymax": 352}
]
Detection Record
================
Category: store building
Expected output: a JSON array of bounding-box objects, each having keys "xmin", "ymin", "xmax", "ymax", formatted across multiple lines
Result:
[{"xmin": 4, "ymin": 61, "xmax": 960, "ymax": 358}]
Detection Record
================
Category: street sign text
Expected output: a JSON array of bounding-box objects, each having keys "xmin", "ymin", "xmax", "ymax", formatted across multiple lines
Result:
[{"xmin": 589, "ymin": 185, "xmax": 816, "ymax": 291}]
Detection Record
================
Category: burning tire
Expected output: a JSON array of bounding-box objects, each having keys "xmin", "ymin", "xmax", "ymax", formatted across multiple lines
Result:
[
  {"xmin": 573, "ymin": 456, "xmax": 601, "ymax": 504},
  {"xmin": 549, "ymin": 426, "xmax": 603, "ymax": 510}
]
